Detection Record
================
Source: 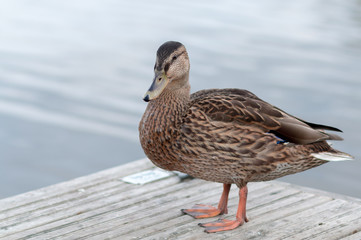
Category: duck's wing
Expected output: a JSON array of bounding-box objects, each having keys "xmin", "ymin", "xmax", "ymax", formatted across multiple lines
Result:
[{"xmin": 188, "ymin": 88, "xmax": 342, "ymax": 144}]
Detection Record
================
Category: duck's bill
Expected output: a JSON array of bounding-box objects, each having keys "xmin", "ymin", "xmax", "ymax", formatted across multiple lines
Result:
[{"xmin": 143, "ymin": 72, "xmax": 169, "ymax": 102}]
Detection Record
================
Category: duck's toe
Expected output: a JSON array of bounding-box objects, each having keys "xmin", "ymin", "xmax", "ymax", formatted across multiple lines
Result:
[
  {"xmin": 181, "ymin": 204, "xmax": 222, "ymax": 218},
  {"xmin": 199, "ymin": 218, "xmax": 245, "ymax": 233}
]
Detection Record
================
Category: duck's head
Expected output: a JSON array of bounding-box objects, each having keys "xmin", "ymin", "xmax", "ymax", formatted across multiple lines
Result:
[{"xmin": 143, "ymin": 41, "xmax": 190, "ymax": 102}]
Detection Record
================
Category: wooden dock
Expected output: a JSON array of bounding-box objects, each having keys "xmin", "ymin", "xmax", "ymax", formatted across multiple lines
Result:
[{"xmin": 1, "ymin": 158, "xmax": 361, "ymax": 240}]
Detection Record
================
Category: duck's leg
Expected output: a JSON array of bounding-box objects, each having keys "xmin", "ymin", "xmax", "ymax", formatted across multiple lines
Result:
[
  {"xmin": 199, "ymin": 185, "xmax": 248, "ymax": 233},
  {"xmin": 181, "ymin": 183, "xmax": 231, "ymax": 218}
]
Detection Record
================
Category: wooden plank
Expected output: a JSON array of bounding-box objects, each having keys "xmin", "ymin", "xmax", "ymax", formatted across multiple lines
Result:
[
  {"xmin": 49, "ymin": 182, "xmax": 270, "ymax": 239},
  {"xmin": 1, "ymin": 173, "xmax": 176, "ymax": 227},
  {"xmin": 107, "ymin": 182, "xmax": 282, "ymax": 240},
  {"xmin": 0, "ymin": 158, "xmax": 360, "ymax": 240},
  {"xmin": 0, "ymin": 158, "xmax": 153, "ymax": 213},
  {"xmin": 304, "ymin": 211, "xmax": 361, "ymax": 240},
  {"xmin": 50, "ymin": 180, "xmax": 219, "ymax": 239},
  {"xmin": 0, "ymin": 175, "xmax": 181, "ymax": 239},
  {"xmin": 314, "ymin": 213, "xmax": 361, "ymax": 240},
  {"xmin": 0, "ymin": 159, "xmax": 160, "ymax": 238},
  {"xmin": 253, "ymin": 200, "xmax": 360, "ymax": 240},
  {"xmin": 150, "ymin": 189, "xmax": 332, "ymax": 240},
  {"xmin": 124, "ymin": 184, "xmax": 301, "ymax": 240},
  {"xmin": 340, "ymin": 230, "xmax": 361, "ymax": 240}
]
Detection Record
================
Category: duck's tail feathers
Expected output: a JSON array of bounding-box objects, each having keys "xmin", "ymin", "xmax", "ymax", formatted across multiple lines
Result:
[
  {"xmin": 325, "ymin": 132, "xmax": 343, "ymax": 141},
  {"xmin": 311, "ymin": 152, "xmax": 354, "ymax": 161}
]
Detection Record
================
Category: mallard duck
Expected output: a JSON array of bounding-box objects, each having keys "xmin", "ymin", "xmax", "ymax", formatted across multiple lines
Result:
[{"xmin": 139, "ymin": 41, "xmax": 353, "ymax": 233}]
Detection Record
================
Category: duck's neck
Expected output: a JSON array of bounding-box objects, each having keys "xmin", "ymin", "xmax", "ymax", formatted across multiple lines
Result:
[
  {"xmin": 142, "ymin": 82, "xmax": 191, "ymax": 135},
  {"xmin": 154, "ymin": 83, "xmax": 190, "ymax": 125}
]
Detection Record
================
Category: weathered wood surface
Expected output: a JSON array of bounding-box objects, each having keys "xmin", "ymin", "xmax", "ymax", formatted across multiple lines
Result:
[{"xmin": 1, "ymin": 158, "xmax": 361, "ymax": 240}]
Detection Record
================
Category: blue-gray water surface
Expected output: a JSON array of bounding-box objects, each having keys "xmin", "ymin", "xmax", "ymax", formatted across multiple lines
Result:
[{"xmin": 1, "ymin": 0, "xmax": 361, "ymax": 199}]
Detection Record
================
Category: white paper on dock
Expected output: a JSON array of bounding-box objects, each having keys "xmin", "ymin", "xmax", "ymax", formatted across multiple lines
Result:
[{"xmin": 121, "ymin": 169, "xmax": 173, "ymax": 184}]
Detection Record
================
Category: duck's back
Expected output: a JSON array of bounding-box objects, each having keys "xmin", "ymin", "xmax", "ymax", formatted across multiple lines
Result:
[{"xmin": 189, "ymin": 88, "xmax": 342, "ymax": 144}]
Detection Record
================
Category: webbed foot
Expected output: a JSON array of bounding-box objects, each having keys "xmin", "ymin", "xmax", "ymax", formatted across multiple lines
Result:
[
  {"xmin": 199, "ymin": 217, "xmax": 248, "ymax": 233},
  {"xmin": 181, "ymin": 204, "xmax": 223, "ymax": 218}
]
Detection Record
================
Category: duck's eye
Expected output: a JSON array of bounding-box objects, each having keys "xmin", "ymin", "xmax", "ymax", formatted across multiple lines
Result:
[
  {"xmin": 172, "ymin": 55, "xmax": 177, "ymax": 61},
  {"xmin": 164, "ymin": 63, "xmax": 170, "ymax": 72}
]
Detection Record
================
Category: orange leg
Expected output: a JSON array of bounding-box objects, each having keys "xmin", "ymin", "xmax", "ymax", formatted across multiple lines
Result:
[
  {"xmin": 181, "ymin": 183, "xmax": 231, "ymax": 218},
  {"xmin": 199, "ymin": 185, "xmax": 248, "ymax": 233}
]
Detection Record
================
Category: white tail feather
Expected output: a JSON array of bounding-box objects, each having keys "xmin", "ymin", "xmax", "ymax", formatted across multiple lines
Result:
[{"xmin": 311, "ymin": 152, "xmax": 354, "ymax": 162}]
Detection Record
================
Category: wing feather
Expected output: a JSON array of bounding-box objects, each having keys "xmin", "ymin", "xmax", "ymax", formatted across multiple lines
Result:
[{"xmin": 189, "ymin": 89, "xmax": 342, "ymax": 144}]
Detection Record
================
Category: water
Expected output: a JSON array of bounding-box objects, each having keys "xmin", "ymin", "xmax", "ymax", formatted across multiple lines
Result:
[{"xmin": 0, "ymin": 0, "xmax": 360, "ymax": 199}]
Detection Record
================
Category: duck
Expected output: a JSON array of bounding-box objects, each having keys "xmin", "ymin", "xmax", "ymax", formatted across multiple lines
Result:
[{"xmin": 138, "ymin": 41, "xmax": 353, "ymax": 233}]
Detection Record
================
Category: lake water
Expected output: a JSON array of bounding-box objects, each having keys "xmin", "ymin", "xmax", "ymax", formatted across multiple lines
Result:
[{"xmin": 1, "ymin": 0, "xmax": 361, "ymax": 199}]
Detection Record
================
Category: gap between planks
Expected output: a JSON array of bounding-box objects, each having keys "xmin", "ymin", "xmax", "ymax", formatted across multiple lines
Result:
[{"xmin": 0, "ymin": 158, "xmax": 361, "ymax": 240}]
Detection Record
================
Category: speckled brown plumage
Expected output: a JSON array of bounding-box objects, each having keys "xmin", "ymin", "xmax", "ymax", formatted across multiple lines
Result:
[{"xmin": 138, "ymin": 41, "xmax": 353, "ymax": 232}]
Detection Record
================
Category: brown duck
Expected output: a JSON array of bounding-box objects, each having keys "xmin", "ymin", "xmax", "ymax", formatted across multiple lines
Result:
[{"xmin": 139, "ymin": 41, "xmax": 353, "ymax": 233}]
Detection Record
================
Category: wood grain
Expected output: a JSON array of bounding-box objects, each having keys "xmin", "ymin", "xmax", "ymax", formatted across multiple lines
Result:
[{"xmin": 0, "ymin": 158, "xmax": 360, "ymax": 240}]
